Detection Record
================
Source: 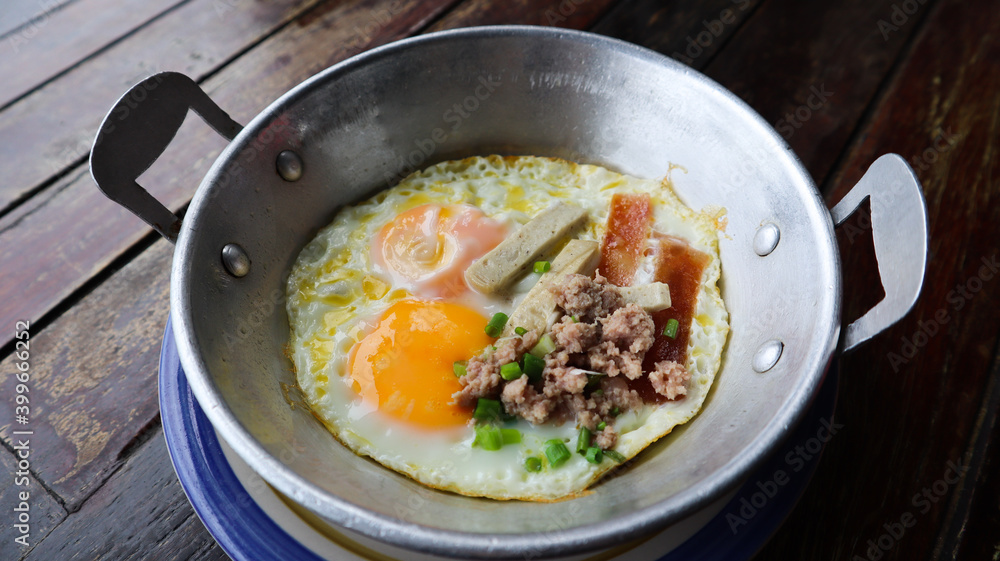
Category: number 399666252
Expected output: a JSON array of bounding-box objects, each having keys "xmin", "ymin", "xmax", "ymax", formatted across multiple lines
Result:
[{"xmin": 14, "ymin": 321, "xmax": 30, "ymax": 414}]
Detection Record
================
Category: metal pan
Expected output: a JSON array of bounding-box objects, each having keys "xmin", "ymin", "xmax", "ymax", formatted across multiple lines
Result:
[{"xmin": 90, "ymin": 26, "xmax": 927, "ymax": 559}]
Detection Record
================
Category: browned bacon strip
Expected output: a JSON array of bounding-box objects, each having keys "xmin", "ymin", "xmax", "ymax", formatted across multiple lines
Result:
[
  {"xmin": 597, "ymin": 193, "xmax": 652, "ymax": 286},
  {"xmin": 643, "ymin": 233, "xmax": 711, "ymax": 369}
]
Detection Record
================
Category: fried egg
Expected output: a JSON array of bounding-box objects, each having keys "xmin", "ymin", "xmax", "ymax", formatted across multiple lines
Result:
[{"xmin": 286, "ymin": 156, "xmax": 728, "ymax": 500}]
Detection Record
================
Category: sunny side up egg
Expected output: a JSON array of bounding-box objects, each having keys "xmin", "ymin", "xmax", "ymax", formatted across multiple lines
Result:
[{"xmin": 285, "ymin": 156, "xmax": 728, "ymax": 501}]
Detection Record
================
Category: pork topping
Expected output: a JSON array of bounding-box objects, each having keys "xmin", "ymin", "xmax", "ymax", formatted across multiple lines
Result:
[{"xmin": 453, "ymin": 272, "xmax": 690, "ymax": 451}]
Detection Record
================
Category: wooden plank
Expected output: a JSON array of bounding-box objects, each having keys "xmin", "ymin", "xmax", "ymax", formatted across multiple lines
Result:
[
  {"xmin": 0, "ymin": 0, "xmax": 456, "ymax": 355},
  {"xmin": 0, "ymin": 0, "xmax": 457, "ymax": 507},
  {"xmin": 0, "ymin": 238, "xmax": 173, "ymax": 509},
  {"xmin": 0, "ymin": 0, "xmax": 187, "ymax": 109},
  {"xmin": 0, "ymin": 0, "xmax": 75, "ymax": 39},
  {"xmin": 0, "ymin": 0, "xmax": 639, "ymax": 546},
  {"xmin": 0, "ymin": 0, "xmax": 326, "ymax": 212},
  {"xmin": 702, "ymin": 0, "xmax": 934, "ymax": 183},
  {"xmin": 591, "ymin": 0, "xmax": 913, "ymax": 183},
  {"xmin": 755, "ymin": 0, "xmax": 1000, "ymax": 558},
  {"xmin": 22, "ymin": 429, "xmax": 228, "ymax": 561},
  {"xmin": 948, "ymin": 397, "xmax": 1000, "ymax": 559},
  {"xmin": 0, "ymin": 0, "xmax": 635, "ymax": 362},
  {"xmin": 428, "ymin": 0, "xmax": 617, "ymax": 31},
  {"xmin": 590, "ymin": 0, "xmax": 763, "ymax": 69},
  {"xmin": 0, "ymin": 0, "xmax": 749, "ymax": 364},
  {"xmin": 938, "ymin": 357, "xmax": 1000, "ymax": 559},
  {"xmin": 0, "ymin": 445, "xmax": 66, "ymax": 553}
]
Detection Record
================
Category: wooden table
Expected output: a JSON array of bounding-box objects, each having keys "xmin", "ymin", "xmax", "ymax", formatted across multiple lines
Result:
[{"xmin": 1, "ymin": 0, "xmax": 997, "ymax": 559}]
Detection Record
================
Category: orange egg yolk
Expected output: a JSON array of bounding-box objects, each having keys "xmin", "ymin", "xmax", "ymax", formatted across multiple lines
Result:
[
  {"xmin": 347, "ymin": 299, "xmax": 492, "ymax": 428},
  {"xmin": 372, "ymin": 204, "xmax": 507, "ymax": 298}
]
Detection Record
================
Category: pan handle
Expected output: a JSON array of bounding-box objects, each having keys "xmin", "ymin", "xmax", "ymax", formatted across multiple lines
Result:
[
  {"xmin": 830, "ymin": 154, "xmax": 929, "ymax": 352},
  {"xmin": 89, "ymin": 72, "xmax": 243, "ymax": 243}
]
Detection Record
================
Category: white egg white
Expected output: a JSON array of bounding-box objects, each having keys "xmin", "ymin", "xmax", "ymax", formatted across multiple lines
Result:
[{"xmin": 286, "ymin": 155, "xmax": 729, "ymax": 500}]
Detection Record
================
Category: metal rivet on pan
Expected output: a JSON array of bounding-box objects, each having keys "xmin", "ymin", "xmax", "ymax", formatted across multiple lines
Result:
[
  {"xmin": 222, "ymin": 243, "xmax": 251, "ymax": 277},
  {"xmin": 276, "ymin": 150, "xmax": 303, "ymax": 182},
  {"xmin": 753, "ymin": 340, "xmax": 784, "ymax": 373},
  {"xmin": 753, "ymin": 223, "xmax": 781, "ymax": 256}
]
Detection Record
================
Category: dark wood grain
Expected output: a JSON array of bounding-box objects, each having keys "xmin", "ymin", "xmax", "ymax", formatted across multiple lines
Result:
[
  {"xmin": 0, "ymin": 238, "xmax": 172, "ymax": 509},
  {"xmin": 705, "ymin": 0, "xmax": 937, "ymax": 183},
  {"xmin": 0, "ymin": 445, "xmax": 66, "ymax": 553},
  {"xmin": 591, "ymin": 0, "xmax": 763, "ymax": 68},
  {"xmin": 0, "ymin": 0, "xmax": 326, "ymax": 213},
  {"xmin": 0, "ymin": 0, "xmax": 616, "ymax": 514},
  {"xmin": 22, "ymin": 428, "xmax": 228, "ymax": 561},
  {"xmin": 428, "ymin": 0, "xmax": 616, "ymax": 31},
  {"xmin": 0, "ymin": 0, "xmax": 456, "ymax": 518},
  {"xmin": 0, "ymin": 0, "xmax": 636, "ymax": 365},
  {"xmin": 755, "ymin": 0, "xmax": 1000, "ymax": 558},
  {"xmin": 0, "ymin": 0, "xmax": 186, "ymax": 109},
  {"xmin": 593, "ymin": 0, "xmax": 926, "ymax": 186},
  {"xmin": 950, "ymin": 378, "xmax": 1000, "ymax": 559},
  {"xmin": 4, "ymin": 0, "xmax": 1000, "ymax": 558},
  {"xmin": 0, "ymin": 0, "xmax": 457, "ymax": 356},
  {"xmin": 0, "ymin": 0, "xmax": 75, "ymax": 39}
]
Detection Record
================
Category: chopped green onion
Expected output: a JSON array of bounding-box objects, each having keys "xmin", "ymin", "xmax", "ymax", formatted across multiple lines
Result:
[
  {"xmin": 571, "ymin": 315, "xmax": 579, "ymax": 323},
  {"xmin": 523, "ymin": 353, "xmax": 545, "ymax": 382},
  {"xmin": 514, "ymin": 326, "xmax": 528, "ymax": 336},
  {"xmin": 597, "ymin": 421, "xmax": 607, "ymax": 431},
  {"xmin": 529, "ymin": 333, "xmax": 556, "ymax": 358},
  {"xmin": 584, "ymin": 447, "xmax": 603, "ymax": 464},
  {"xmin": 474, "ymin": 425, "xmax": 503, "ymax": 451},
  {"xmin": 533, "ymin": 260, "xmax": 551, "ymax": 274},
  {"xmin": 604, "ymin": 449, "xmax": 627, "ymax": 463},
  {"xmin": 611, "ymin": 406, "xmax": 621, "ymax": 417},
  {"xmin": 586, "ymin": 374, "xmax": 603, "ymax": 389},
  {"xmin": 485, "ymin": 312, "xmax": 509, "ymax": 338},
  {"xmin": 473, "ymin": 398, "xmax": 503, "ymax": 422},
  {"xmin": 592, "ymin": 389, "xmax": 604, "ymax": 396},
  {"xmin": 524, "ymin": 456, "xmax": 543, "ymax": 472},
  {"xmin": 501, "ymin": 428, "xmax": 521, "ymax": 445},
  {"xmin": 663, "ymin": 318, "xmax": 680, "ymax": 339},
  {"xmin": 453, "ymin": 360, "xmax": 468, "ymax": 377},
  {"xmin": 545, "ymin": 439, "xmax": 571, "ymax": 468},
  {"xmin": 576, "ymin": 427, "xmax": 592, "ymax": 454},
  {"xmin": 500, "ymin": 362, "xmax": 523, "ymax": 381}
]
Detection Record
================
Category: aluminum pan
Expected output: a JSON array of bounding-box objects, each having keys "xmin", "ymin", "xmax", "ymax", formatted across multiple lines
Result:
[{"xmin": 171, "ymin": 26, "xmax": 840, "ymax": 558}]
